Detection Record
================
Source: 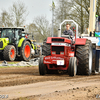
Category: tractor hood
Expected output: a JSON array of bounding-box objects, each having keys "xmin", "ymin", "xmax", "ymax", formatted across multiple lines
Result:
[
  {"xmin": 46, "ymin": 37, "xmax": 71, "ymax": 44},
  {"xmin": 0, "ymin": 38, "xmax": 9, "ymax": 50},
  {"xmin": 46, "ymin": 37, "xmax": 87, "ymax": 46}
]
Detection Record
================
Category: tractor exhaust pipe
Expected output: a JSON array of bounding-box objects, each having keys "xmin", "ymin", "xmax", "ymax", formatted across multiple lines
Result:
[{"xmin": 58, "ymin": 29, "xmax": 61, "ymax": 37}]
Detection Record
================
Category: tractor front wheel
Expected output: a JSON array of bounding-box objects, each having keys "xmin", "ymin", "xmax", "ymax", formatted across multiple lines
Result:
[
  {"xmin": 39, "ymin": 56, "xmax": 46, "ymax": 75},
  {"xmin": 20, "ymin": 41, "xmax": 31, "ymax": 61},
  {"xmin": 68, "ymin": 57, "xmax": 77, "ymax": 76},
  {"xmin": 3, "ymin": 45, "xmax": 16, "ymax": 61}
]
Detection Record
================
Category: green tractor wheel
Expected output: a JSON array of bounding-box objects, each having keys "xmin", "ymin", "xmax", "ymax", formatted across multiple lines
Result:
[
  {"xmin": 20, "ymin": 41, "xmax": 31, "ymax": 61},
  {"xmin": 3, "ymin": 45, "xmax": 16, "ymax": 61}
]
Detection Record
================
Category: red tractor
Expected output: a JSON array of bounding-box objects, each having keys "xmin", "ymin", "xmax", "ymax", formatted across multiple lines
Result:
[{"xmin": 39, "ymin": 20, "xmax": 95, "ymax": 76}]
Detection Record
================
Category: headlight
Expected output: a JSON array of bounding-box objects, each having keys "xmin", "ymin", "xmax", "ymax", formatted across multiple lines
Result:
[
  {"xmin": 60, "ymin": 52, "xmax": 64, "ymax": 55},
  {"xmin": 52, "ymin": 51, "xmax": 56, "ymax": 54}
]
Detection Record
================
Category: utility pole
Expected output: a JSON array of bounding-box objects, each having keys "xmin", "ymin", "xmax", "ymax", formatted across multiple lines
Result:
[
  {"xmin": 89, "ymin": 0, "xmax": 97, "ymax": 35},
  {"xmin": 51, "ymin": 1, "xmax": 55, "ymax": 37}
]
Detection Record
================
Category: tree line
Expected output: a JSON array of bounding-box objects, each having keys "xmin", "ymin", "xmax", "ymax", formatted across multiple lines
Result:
[
  {"xmin": 55, "ymin": 0, "xmax": 100, "ymax": 34},
  {"xmin": 0, "ymin": 0, "xmax": 100, "ymax": 42}
]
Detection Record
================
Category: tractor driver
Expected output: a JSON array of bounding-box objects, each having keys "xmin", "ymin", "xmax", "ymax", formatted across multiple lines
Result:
[{"xmin": 63, "ymin": 24, "xmax": 74, "ymax": 38}]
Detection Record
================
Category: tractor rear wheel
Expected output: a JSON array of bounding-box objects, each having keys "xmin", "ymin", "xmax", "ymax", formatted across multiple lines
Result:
[
  {"xmin": 20, "ymin": 41, "xmax": 31, "ymax": 61},
  {"xmin": 39, "ymin": 56, "xmax": 46, "ymax": 75},
  {"xmin": 3, "ymin": 45, "xmax": 16, "ymax": 61},
  {"xmin": 68, "ymin": 57, "xmax": 77, "ymax": 76},
  {"xmin": 42, "ymin": 41, "xmax": 51, "ymax": 56},
  {"xmin": 76, "ymin": 40, "xmax": 92, "ymax": 75}
]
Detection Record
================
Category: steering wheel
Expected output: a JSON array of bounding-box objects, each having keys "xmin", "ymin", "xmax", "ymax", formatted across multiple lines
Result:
[{"xmin": 61, "ymin": 34, "xmax": 72, "ymax": 39}]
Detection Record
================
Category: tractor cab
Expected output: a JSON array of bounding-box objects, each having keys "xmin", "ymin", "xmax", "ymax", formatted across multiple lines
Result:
[
  {"xmin": 0, "ymin": 27, "xmax": 24, "ymax": 44},
  {"xmin": 0, "ymin": 28, "xmax": 14, "ymax": 44}
]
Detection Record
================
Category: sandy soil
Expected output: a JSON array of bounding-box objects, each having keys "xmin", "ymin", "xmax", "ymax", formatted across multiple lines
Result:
[{"xmin": 0, "ymin": 67, "xmax": 100, "ymax": 100}]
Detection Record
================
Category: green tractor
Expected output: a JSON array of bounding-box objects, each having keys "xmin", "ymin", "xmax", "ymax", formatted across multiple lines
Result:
[{"xmin": 0, "ymin": 27, "xmax": 33, "ymax": 61}]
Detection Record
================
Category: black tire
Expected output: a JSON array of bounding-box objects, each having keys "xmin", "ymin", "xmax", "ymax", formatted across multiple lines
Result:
[
  {"xmin": 0, "ymin": 53, "xmax": 3, "ymax": 60},
  {"xmin": 42, "ymin": 41, "xmax": 51, "ymax": 56},
  {"xmin": 68, "ymin": 57, "xmax": 77, "ymax": 76},
  {"xmin": 20, "ymin": 41, "xmax": 31, "ymax": 61},
  {"xmin": 76, "ymin": 40, "xmax": 93, "ymax": 75},
  {"xmin": 3, "ymin": 45, "xmax": 16, "ymax": 61},
  {"xmin": 92, "ymin": 44, "xmax": 96, "ymax": 73},
  {"xmin": 39, "ymin": 56, "xmax": 46, "ymax": 75}
]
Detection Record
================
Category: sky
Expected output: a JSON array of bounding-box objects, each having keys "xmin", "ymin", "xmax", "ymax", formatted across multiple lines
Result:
[{"xmin": 0, "ymin": 0, "xmax": 57, "ymax": 25}]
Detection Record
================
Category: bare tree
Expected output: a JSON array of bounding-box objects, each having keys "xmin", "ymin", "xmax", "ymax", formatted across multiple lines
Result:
[
  {"xmin": 55, "ymin": 0, "xmax": 73, "ymax": 24},
  {"xmin": 96, "ymin": 0, "xmax": 100, "ymax": 16},
  {"xmin": 54, "ymin": 0, "xmax": 100, "ymax": 33},
  {"xmin": 26, "ymin": 16, "xmax": 51, "ymax": 42},
  {"xmin": 54, "ymin": 0, "xmax": 74, "ymax": 33},
  {"xmin": 33, "ymin": 16, "xmax": 51, "ymax": 42},
  {"xmin": 25, "ymin": 23, "xmax": 38, "ymax": 40},
  {"xmin": 10, "ymin": 1, "xmax": 28, "ymax": 27},
  {"xmin": 0, "ymin": 1, "xmax": 28, "ymax": 27},
  {"xmin": 70, "ymin": 0, "xmax": 90, "ymax": 33},
  {"xmin": 0, "ymin": 9, "xmax": 13, "ymax": 27}
]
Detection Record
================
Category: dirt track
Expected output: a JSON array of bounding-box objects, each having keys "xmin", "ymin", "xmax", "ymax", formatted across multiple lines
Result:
[
  {"xmin": 0, "ymin": 67, "xmax": 74, "ymax": 87},
  {"xmin": 0, "ymin": 67, "xmax": 100, "ymax": 100}
]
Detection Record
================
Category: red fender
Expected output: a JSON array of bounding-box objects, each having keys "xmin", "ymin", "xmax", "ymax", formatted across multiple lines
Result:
[{"xmin": 75, "ymin": 38, "xmax": 87, "ymax": 45}]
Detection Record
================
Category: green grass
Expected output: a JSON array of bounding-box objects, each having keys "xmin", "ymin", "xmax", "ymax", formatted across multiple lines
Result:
[{"xmin": 7, "ymin": 62, "xmax": 19, "ymax": 64}]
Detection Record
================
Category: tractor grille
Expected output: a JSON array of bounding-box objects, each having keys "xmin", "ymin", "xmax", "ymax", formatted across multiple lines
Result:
[
  {"xmin": 0, "ymin": 41, "xmax": 3, "ymax": 48},
  {"xmin": 52, "ymin": 46, "xmax": 64, "ymax": 54},
  {"xmin": 52, "ymin": 38, "xmax": 64, "ymax": 42}
]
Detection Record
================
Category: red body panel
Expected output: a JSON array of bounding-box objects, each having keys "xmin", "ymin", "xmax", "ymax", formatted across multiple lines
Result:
[
  {"xmin": 46, "ymin": 37, "xmax": 52, "ymax": 43},
  {"xmin": 75, "ymin": 38, "xmax": 87, "ymax": 45},
  {"xmin": 44, "ymin": 50, "xmax": 74, "ymax": 70},
  {"xmin": 43, "ymin": 37, "xmax": 86, "ymax": 71},
  {"xmin": 44, "ymin": 56, "xmax": 69, "ymax": 70}
]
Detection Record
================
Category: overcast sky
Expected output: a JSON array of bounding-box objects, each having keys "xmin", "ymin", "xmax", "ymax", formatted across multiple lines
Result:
[{"xmin": 0, "ymin": 0, "xmax": 57, "ymax": 25}]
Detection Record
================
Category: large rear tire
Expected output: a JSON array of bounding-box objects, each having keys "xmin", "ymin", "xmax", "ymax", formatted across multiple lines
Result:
[
  {"xmin": 76, "ymin": 40, "xmax": 92, "ymax": 75},
  {"xmin": 39, "ymin": 56, "xmax": 46, "ymax": 75},
  {"xmin": 42, "ymin": 41, "xmax": 51, "ymax": 56},
  {"xmin": 3, "ymin": 45, "xmax": 16, "ymax": 61},
  {"xmin": 20, "ymin": 41, "xmax": 31, "ymax": 61},
  {"xmin": 68, "ymin": 57, "xmax": 77, "ymax": 76}
]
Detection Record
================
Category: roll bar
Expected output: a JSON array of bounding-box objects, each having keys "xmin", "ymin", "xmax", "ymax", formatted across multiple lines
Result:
[{"xmin": 58, "ymin": 20, "xmax": 78, "ymax": 38}]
